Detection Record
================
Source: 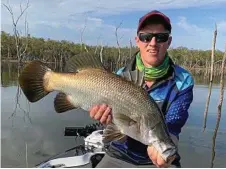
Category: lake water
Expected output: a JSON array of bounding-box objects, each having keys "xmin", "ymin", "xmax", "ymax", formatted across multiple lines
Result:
[{"xmin": 1, "ymin": 62, "xmax": 226, "ymax": 168}]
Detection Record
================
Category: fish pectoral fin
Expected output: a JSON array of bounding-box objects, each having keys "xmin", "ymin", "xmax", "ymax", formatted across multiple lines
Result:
[
  {"xmin": 65, "ymin": 52, "xmax": 107, "ymax": 73},
  {"xmin": 120, "ymin": 69, "xmax": 145, "ymax": 87},
  {"xmin": 19, "ymin": 60, "xmax": 52, "ymax": 102},
  {"xmin": 129, "ymin": 120, "xmax": 137, "ymax": 126},
  {"xmin": 102, "ymin": 123, "xmax": 127, "ymax": 144},
  {"xmin": 115, "ymin": 113, "xmax": 137, "ymax": 127},
  {"xmin": 54, "ymin": 93, "xmax": 78, "ymax": 113}
]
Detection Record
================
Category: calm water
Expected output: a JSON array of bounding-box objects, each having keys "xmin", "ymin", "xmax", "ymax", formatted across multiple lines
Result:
[{"xmin": 1, "ymin": 62, "xmax": 226, "ymax": 168}]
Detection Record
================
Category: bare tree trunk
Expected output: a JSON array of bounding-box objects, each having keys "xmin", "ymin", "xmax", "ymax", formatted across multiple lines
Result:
[
  {"xmin": 3, "ymin": 0, "xmax": 30, "ymax": 63},
  {"xmin": 60, "ymin": 51, "xmax": 63, "ymax": 71},
  {"xmin": 210, "ymin": 45, "xmax": 226, "ymax": 168},
  {"xmin": 203, "ymin": 24, "xmax": 217, "ymax": 132},
  {"xmin": 7, "ymin": 46, "xmax": 10, "ymax": 60},
  {"xmin": 115, "ymin": 22, "xmax": 122, "ymax": 70},
  {"xmin": 100, "ymin": 41, "xmax": 104, "ymax": 63},
  {"xmin": 54, "ymin": 56, "xmax": 57, "ymax": 70},
  {"xmin": 8, "ymin": 62, "xmax": 11, "ymax": 79},
  {"xmin": 80, "ymin": 16, "xmax": 89, "ymax": 53},
  {"xmin": 94, "ymin": 35, "xmax": 101, "ymax": 55},
  {"xmin": 3, "ymin": 0, "xmax": 31, "ymax": 125},
  {"xmin": 129, "ymin": 39, "xmax": 133, "ymax": 59},
  {"xmin": 205, "ymin": 59, "xmax": 208, "ymax": 77}
]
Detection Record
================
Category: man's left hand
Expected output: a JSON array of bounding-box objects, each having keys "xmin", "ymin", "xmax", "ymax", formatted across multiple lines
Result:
[{"xmin": 147, "ymin": 145, "xmax": 175, "ymax": 168}]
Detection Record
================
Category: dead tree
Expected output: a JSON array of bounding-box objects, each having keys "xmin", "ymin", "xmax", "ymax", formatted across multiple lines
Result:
[
  {"xmin": 80, "ymin": 14, "xmax": 89, "ymax": 53},
  {"xmin": 115, "ymin": 22, "xmax": 123, "ymax": 70},
  {"xmin": 3, "ymin": 0, "xmax": 31, "ymax": 124},
  {"xmin": 3, "ymin": 0, "xmax": 30, "ymax": 63},
  {"xmin": 210, "ymin": 45, "xmax": 226, "ymax": 168},
  {"xmin": 203, "ymin": 24, "xmax": 217, "ymax": 132}
]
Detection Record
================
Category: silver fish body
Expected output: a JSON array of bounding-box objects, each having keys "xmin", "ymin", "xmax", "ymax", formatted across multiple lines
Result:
[{"xmin": 19, "ymin": 53, "xmax": 177, "ymax": 162}]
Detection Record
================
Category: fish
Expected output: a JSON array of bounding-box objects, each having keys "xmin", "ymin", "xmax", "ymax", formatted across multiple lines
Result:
[{"xmin": 18, "ymin": 52, "xmax": 177, "ymax": 162}]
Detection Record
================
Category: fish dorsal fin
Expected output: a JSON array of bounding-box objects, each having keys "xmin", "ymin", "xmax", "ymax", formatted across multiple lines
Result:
[
  {"xmin": 65, "ymin": 52, "xmax": 106, "ymax": 73},
  {"xmin": 119, "ymin": 69, "xmax": 145, "ymax": 87}
]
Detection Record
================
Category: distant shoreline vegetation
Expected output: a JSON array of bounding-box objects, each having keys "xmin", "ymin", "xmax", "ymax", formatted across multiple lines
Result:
[{"xmin": 1, "ymin": 31, "xmax": 225, "ymax": 76}]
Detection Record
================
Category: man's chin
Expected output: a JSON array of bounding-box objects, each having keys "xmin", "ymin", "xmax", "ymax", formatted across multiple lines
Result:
[{"xmin": 145, "ymin": 56, "xmax": 162, "ymax": 67}]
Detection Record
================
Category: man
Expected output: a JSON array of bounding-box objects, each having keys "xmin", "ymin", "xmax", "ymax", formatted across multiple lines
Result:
[{"xmin": 89, "ymin": 10, "xmax": 194, "ymax": 168}]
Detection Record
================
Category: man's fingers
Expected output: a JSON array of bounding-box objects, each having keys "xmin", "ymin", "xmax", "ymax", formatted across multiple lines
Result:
[
  {"xmin": 147, "ymin": 146, "xmax": 158, "ymax": 167},
  {"xmin": 157, "ymin": 154, "xmax": 176, "ymax": 168},
  {"xmin": 147, "ymin": 146, "xmax": 174, "ymax": 168},
  {"xmin": 89, "ymin": 104, "xmax": 112, "ymax": 124},
  {"xmin": 106, "ymin": 114, "xmax": 112, "ymax": 125},
  {"xmin": 156, "ymin": 153, "xmax": 168, "ymax": 168},
  {"xmin": 151, "ymin": 147, "xmax": 158, "ymax": 165},
  {"xmin": 89, "ymin": 105, "xmax": 100, "ymax": 118},
  {"xmin": 100, "ymin": 107, "xmax": 112, "ymax": 124},
  {"xmin": 94, "ymin": 104, "xmax": 107, "ymax": 120},
  {"xmin": 148, "ymin": 146, "xmax": 154, "ymax": 156}
]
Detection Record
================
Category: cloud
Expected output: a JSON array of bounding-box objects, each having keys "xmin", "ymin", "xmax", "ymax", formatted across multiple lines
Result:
[
  {"xmin": 177, "ymin": 16, "xmax": 210, "ymax": 35},
  {"xmin": 218, "ymin": 21, "xmax": 226, "ymax": 33},
  {"xmin": 174, "ymin": 16, "xmax": 225, "ymax": 50},
  {"xmin": 2, "ymin": 0, "xmax": 225, "ymax": 27},
  {"xmin": 207, "ymin": 17, "xmax": 226, "ymax": 33},
  {"xmin": 1, "ymin": 0, "xmax": 225, "ymax": 49}
]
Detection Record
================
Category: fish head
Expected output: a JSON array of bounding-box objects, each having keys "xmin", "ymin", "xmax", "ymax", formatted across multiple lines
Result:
[
  {"xmin": 138, "ymin": 114, "xmax": 170, "ymax": 144},
  {"xmin": 139, "ymin": 115, "xmax": 177, "ymax": 162}
]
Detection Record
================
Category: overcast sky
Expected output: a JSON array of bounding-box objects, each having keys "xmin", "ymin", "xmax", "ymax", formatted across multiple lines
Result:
[{"xmin": 1, "ymin": 0, "xmax": 226, "ymax": 51}]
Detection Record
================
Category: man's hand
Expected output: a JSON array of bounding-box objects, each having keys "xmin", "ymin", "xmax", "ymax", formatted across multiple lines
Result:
[
  {"xmin": 147, "ymin": 145, "xmax": 175, "ymax": 168},
  {"xmin": 89, "ymin": 104, "xmax": 112, "ymax": 125}
]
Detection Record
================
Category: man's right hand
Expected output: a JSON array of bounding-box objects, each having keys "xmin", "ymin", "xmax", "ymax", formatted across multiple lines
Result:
[{"xmin": 88, "ymin": 104, "xmax": 112, "ymax": 125}]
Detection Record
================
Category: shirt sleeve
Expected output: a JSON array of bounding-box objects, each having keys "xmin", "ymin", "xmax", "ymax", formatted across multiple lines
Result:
[{"xmin": 165, "ymin": 86, "xmax": 194, "ymax": 138}]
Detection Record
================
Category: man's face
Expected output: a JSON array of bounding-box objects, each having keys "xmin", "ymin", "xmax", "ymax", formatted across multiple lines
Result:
[{"xmin": 135, "ymin": 24, "xmax": 172, "ymax": 67}]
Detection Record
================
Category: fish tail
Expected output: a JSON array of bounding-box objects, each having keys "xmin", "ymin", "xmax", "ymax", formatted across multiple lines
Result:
[{"xmin": 19, "ymin": 60, "xmax": 52, "ymax": 102}]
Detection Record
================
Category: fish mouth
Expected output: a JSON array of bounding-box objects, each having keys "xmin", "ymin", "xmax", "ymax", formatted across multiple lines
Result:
[{"xmin": 151, "ymin": 140, "xmax": 177, "ymax": 162}]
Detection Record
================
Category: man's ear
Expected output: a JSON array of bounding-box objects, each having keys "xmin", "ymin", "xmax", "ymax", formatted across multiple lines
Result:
[
  {"xmin": 135, "ymin": 36, "xmax": 139, "ymax": 46},
  {"xmin": 135, "ymin": 36, "xmax": 139, "ymax": 42},
  {"xmin": 167, "ymin": 36, "xmax": 172, "ymax": 48}
]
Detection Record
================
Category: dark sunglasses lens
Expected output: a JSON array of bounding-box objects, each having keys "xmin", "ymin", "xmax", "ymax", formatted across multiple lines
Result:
[
  {"xmin": 156, "ymin": 33, "xmax": 169, "ymax": 43},
  {"xmin": 139, "ymin": 33, "xmax": 153, "ymax": 43}
]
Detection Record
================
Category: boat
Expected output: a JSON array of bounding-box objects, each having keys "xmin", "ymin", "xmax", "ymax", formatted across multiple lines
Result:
[{"xmin": 36, "ymin": 123, "xmax": 107, "ymax": 168}]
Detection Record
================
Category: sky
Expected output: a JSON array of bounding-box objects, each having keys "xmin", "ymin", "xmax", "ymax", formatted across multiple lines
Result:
[{"xmin": 1, "ymin": 0, "xmax": 226, "ymax": 51}]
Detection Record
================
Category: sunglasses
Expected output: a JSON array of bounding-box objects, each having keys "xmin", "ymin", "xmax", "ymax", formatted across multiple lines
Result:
[{"xmin": 138, "ymin": 32, "xmax": 170, "ymax": 43}]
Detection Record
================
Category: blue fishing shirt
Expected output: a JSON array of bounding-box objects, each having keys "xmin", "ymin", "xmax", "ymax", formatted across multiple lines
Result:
[{"xmin": 106, "ymin": 54, "xmax": 194, "ymax": 165}]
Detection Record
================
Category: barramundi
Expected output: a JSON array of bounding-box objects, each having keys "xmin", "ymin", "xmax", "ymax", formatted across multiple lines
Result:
[{"xmin": 19, "ymin": 52, "xmax": 177, "ymax": 162}]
